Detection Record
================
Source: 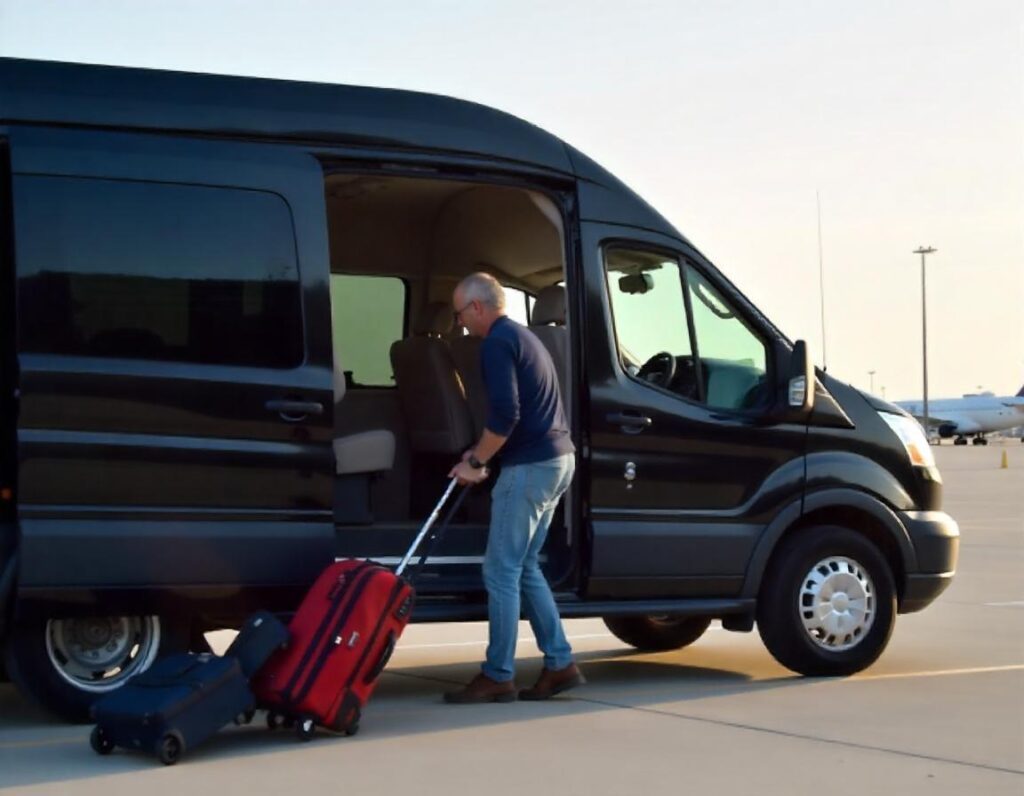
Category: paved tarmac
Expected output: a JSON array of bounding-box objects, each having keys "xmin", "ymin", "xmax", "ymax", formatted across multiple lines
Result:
[{"xmin": 0, "ymin": 444, "xmax": 1021, "ymax": 794}]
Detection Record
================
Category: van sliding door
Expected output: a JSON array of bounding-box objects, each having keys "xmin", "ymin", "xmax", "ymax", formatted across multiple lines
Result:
[{"xmin": 8, "ymin": 126, "xmax": 335, "ymax": 616}]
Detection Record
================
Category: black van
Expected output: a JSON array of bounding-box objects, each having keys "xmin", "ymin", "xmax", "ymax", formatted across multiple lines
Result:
[{"xmin": 0, "ymin": 58, "xmax": 959, "ymax": 720}]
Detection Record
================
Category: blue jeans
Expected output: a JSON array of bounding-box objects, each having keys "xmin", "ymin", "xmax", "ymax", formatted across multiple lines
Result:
[{"xmin": 481, "ymin": 453, "xmax": 576, "ymax": 682}]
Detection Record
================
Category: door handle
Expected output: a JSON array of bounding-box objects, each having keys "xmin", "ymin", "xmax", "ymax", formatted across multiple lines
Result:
[
  {"xmin": 606, "ymin": 410, "xmax": 653, "ymax": 434},
  {"xmin": 265, "ymin": 399, "xmax": 324, "ymax": 422}
]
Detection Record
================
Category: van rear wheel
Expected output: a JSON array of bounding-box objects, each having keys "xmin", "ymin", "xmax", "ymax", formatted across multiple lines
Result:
[
  {"xmin": 4, "ymin": 614, "xmax": 186, "ymax": 722},
  {"xmin": 757, "ymin": 527, "xmax": 896, "ymax": 676},
  {"xmin": 602, "ymin": 614, "xmax": 712, "ymax": 651}
]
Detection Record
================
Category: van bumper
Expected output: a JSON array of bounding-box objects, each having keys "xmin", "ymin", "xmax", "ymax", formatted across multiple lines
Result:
[{"xmin": 897, "ymin": 510, "xmax": 960, "ymax": 613}]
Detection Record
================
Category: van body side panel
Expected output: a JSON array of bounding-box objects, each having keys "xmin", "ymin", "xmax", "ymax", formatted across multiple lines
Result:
[
  {"xmin": 579, "ymin": 222, "xmax": 808, "ymax": 597},
  {"xmin": 0, "ymin": 136, "xmax": 18, "ymax": 632},
  {"xmin": 9, "ymin": 127, "xmax": 334, "ymax": 614}
]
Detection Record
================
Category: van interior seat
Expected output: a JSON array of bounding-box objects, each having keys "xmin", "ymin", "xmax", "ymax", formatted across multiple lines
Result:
[
  {"xmin": 705, "ymin": 360, "xmax": 763, "ymax": 410},
  {"xmin": 333, "ymin": 430, "xmax": 396, "ymax": 475},
  {"xmin": 450, "ymin": 334, "xmax": 486, "ymax": 438},
  {"xmin": 332, "ymin": 348, "xmax": 396, "ymax": 476},
  {"xmin": 529, "ymin": 284, "xmax": 570, "ymax": 403},
  {"xmin": 389, "ymin": 302, "xmax": 474, "ymax": 454}
]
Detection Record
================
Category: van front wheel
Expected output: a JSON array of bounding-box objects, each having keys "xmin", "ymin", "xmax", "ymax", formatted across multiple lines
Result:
[
  {"xmin": 602, "ymin": 614, "xmax": 712, "ymax": 652},
  {"xmin": 757, "ymin": 527, "xmax": 896, "ymax": 676},
  {"xmin": 4, "ymin": 615, "xmax": 185, "ymax": 722}
]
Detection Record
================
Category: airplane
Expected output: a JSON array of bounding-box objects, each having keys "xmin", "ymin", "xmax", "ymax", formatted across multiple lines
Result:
[{"xmin": 896, "ymin": 385, "xmax": 1024, "ymax": 445}]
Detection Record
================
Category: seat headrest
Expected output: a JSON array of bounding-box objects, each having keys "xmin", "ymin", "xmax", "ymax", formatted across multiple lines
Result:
[
  {"xmin": 414, "ymin": 302, "xmax": 454, "ymax": 336},
  {"xmin": 531, "ymin": 285, "xmax": 566, "ymax": 326}
]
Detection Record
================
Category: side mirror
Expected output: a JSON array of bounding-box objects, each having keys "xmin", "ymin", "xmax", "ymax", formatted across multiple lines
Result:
[
  {"xmin": 786, "ymin": 340, "xmax": 814, "ymax": 416},
  {"xmin": 618, "ymin": 273, "xmax": 654, "ymax": 295}
]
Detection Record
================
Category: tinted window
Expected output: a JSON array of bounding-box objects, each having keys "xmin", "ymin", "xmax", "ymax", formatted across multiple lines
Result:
[
  {"xmin": 330, "ymin": 274, "xmax": 406, "ymax": 387},
  {"xmin": 685, "ymin": 264, "xmax": 770, "ymax": 410},
  {"xmin": 14, "ymin": 176, "xmax": 303, "ymax": 368},
  {"xmin": 604, "ymin": 247, "xmax": 699, "ymax": 400}
]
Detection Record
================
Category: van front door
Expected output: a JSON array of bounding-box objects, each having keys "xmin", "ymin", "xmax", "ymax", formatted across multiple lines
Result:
[
  {"xmin": 581, "ymin": 224, "xmax": 807, "ymax": 598},
  {"xmin": 8, "ymin": 127, "xmax": 335, "ymax": 615}
]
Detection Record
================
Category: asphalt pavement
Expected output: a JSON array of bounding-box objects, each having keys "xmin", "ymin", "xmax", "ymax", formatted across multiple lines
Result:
[{"xmin": 1, "ymin": 443, "xmax": 1021, "ymax": 794}]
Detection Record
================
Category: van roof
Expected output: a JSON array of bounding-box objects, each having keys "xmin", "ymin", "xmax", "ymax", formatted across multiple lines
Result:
[{"xmin": 0, "ymin": 57, "xmax": 682, "ymax": 241}]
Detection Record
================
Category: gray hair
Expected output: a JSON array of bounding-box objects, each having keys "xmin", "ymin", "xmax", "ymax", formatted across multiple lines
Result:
[{"xmin": 458, "ymin": 272, "xmax": 506, "ymax": 310}]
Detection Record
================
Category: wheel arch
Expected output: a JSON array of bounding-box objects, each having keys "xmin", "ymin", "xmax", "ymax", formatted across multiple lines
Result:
[{"xmin": 741, "ymin": 489, "xmax": 917, "ymax": 605}]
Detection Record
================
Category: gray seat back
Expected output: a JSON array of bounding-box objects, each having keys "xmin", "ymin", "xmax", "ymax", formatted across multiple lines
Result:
[
  {"xmin": 529, "ymin": 285, "xmax": 570, "ymax": 406},
  {"xmin": 389, "ymin": 303, "xmax": 474, "ymax": 454},
  {"xmin": 450, "ymin": 334, "xmax": 487, "ymax": 438}
]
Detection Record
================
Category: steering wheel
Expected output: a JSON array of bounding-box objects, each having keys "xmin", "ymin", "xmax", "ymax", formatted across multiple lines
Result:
[{"xmin": 637, "ymin": 351, "xmax": 677, "ymax": 389}]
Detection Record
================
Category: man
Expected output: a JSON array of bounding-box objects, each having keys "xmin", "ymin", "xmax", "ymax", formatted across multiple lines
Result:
[{"xmin": 444, "ymin": 272, "xmax": 583, "ymax": 703}]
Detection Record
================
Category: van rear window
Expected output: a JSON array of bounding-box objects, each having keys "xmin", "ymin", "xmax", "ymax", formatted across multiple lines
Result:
[
  {"xmin": 330, "ymin": 274, "xmax": 406, "ymax": 387},
  {"xmin": 13, "ymin": 176, "xmax": 303, "ymax": 368}
]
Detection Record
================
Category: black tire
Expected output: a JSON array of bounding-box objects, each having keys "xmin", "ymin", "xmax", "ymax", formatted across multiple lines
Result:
[
  {"xmin": 266, "ymin": 711, "xmax": 285, "ymax": 731},
  {"xmin": 602, "ymin": 614, "xmax": 712, "ymax": 652},
  {"xmin": 344, "ymin": 722, "xmax": 360, "ymax": 737},
  {"xmin": 90, "ymin": 726, "xmax": 114, "ymax": 755},
  {"xmin": 156, "ymin": 732, "xmax": 184, "ymax": 766},
  {"xmin": 757, "ymin": 526, "xmax": 896, "ymax": 677},
  {"xmin": 3, "ymin": 615, "xmax": 188, "ymax": 722}
]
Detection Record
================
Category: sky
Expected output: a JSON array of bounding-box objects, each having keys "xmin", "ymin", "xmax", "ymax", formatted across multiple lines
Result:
[{"xmin": 1, "ymin": 0, "xmax": 1021, "ymax": 400}]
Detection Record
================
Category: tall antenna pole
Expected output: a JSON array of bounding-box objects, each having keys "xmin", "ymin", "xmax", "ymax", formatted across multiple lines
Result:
[{"xmin": 817, "ymin": 191, "xmax": 827, "ymax": 370}]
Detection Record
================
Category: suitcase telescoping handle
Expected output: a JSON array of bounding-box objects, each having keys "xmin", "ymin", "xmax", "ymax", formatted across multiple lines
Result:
[{"xmin": 394, "ymin": 478, "xmax": 470, "ymax": 581}]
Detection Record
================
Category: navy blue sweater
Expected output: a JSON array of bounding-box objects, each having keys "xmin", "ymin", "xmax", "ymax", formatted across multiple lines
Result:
[{"xmin": 481, "ymin": 316, "xmax": 574, "ymax": 466}]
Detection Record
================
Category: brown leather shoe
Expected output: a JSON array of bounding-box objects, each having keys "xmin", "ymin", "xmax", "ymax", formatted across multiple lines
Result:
[
  {"xmin": 444, "ymin": 673, "xmax": 518, "ymax": 704},
  {"xmin": 518, "ymin": 663, "xmax": 585, "ymax": 701}
]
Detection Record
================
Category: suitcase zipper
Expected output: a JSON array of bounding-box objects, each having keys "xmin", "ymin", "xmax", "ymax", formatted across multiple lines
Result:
[
  {"xmin": 281, "ymin": 562, "xmax": 374, "ymax": 701},
  {"xmin": 342, "ymin": 578, "xmax": 408, "ymax": 693},
  {"xmin": 289, "ymin": 566, "xmax": 379, "ymax": 704},
  {"xmin": 323, "ymin": 579, "xmax": 409, "ymax": 730}
]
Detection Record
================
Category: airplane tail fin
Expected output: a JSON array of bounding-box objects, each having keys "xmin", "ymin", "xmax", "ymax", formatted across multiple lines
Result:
[{"xmin": 1018, "ymin": 384, "xmax": 1024, "ymax": 398}]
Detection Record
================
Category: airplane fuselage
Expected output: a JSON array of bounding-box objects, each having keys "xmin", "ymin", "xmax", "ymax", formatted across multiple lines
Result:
[{"xmin": 896, "ymin": 393, "xmax": 1024, "ymax": 439}]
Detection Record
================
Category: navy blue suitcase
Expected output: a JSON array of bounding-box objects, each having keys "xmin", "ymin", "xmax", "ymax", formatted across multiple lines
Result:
[
  {"xmin": 90, "ymin": 653, "xmax": 254, "ymax": 765},
  {"xmin": 226, "ymin": 610, "xmax": 290, "ymax": 678}
]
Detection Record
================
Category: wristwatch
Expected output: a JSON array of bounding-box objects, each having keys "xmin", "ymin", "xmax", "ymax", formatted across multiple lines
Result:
[{"xmin": 468, "ymin": 454, "xmax": 487, "ymax": 469}]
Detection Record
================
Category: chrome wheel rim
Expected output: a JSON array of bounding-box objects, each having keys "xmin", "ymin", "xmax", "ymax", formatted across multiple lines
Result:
[
  {"xmin": 799, "ymin": 557, "xmax": 875, "ymax": 652},
  {"xmin": 45, "ymin": 616, "xmax": 161, "ymax": 693}
]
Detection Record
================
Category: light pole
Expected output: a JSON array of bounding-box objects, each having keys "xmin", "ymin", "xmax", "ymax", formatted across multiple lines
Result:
[
  {"xmin": 868, "ymin": 370, "xmax": 876, "ymax": 394},
  {"xmin": 914, "ymin": 246, "xmax": 937, "ymax": 438}
]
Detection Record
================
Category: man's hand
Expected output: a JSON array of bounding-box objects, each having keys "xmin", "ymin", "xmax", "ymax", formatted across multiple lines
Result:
[{"xmin": 449, "ymin": 459, "xmax": 490, "ymax": 486}]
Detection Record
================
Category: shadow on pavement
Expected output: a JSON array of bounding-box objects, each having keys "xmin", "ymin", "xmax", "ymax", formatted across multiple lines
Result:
[{"xmin": 0, "ymin": 645, "xmax": 806, "ymax": 788}]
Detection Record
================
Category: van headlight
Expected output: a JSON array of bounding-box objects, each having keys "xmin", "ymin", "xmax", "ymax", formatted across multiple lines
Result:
[{"xmin": 879, "ymin": 412, "xmax": 935, "ymax": 468}]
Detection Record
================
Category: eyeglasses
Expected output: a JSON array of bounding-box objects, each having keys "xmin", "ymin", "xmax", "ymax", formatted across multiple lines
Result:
[{"xmin": 453, "ymin": 301, "xmax": 474, "ymax": 325}]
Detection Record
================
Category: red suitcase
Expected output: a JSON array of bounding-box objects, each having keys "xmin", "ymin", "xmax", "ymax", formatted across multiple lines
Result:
[{"xmin": 254, "ymin": 479, "xmax": 467, "ymax": 740}]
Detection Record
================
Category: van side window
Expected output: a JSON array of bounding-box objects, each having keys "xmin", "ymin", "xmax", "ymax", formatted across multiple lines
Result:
[
  {"xmin": 684, "ymin": 264, "xmax": 770, "ymax": 410},
  {"xmin": 14, "ymin": 176, "xmax": 303, "ymax": 368},
  {"xmin": 503, "ymin": 286, "xmax": 531, "ymax": 325},
  {"xmin": 604, "ymin": 248, "xmax": 700, "ymax": 401},
  {"xmin": 330, "ymin": 274, "xmax": 406, "ymax": 387}
]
